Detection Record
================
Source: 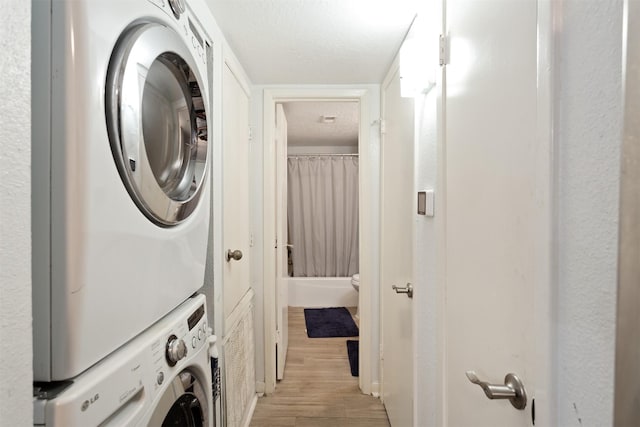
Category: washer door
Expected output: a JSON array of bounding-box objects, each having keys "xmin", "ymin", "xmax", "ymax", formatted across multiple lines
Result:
[
  {"xmin": 151, "ymin": 369, "xmax": 210, "ymax": 427},
  {"xmin": 106, "ymin": 22, "xmax": 208, "ymax": 226}
]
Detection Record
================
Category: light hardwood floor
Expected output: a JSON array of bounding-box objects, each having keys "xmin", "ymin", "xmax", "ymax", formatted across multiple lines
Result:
[{"xmin": 249, "ymin": 307, "xmax": 390, "ymax": 427}]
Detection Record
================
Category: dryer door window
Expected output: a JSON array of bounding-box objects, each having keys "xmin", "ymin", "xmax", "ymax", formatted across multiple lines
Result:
[{"xmin": 106, "ymin": 23, "xmax": 208, "ymax": 226}]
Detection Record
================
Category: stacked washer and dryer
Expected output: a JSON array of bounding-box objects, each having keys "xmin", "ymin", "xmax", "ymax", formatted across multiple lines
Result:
[{"xmin": 32, "ymin": 0, "xmax": 217, "ymax": 425}]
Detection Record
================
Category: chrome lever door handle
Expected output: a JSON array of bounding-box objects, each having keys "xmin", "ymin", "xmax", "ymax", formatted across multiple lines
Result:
[
  {"xmin": 465, "ymin": 371, "xmax": 527, "ymax": 410},
  {"xmin": 392, "ymin": 283, "xmax": 413, "ymax": 298},
  {"xmin": 226, "ymin": 249, "xmax": 243, "ymax": 262}
]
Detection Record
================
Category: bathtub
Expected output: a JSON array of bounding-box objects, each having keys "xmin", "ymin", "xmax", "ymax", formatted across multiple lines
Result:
[{"xmin": 287, "ymin": 277, "xmax": 358, "ymax": 308}]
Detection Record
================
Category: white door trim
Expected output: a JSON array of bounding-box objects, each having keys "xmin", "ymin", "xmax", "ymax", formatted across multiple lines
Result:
[
  {"xmin": 379, "ymin": 55, "xmax": 415, "ymax": 425},
  {"xmin": 379, "ymin": 58, "xmax": 398, "ymax": 404},
  {"xmin": 532, "ymin": 0, "xmax": 555, "ymax": 424},
  {"xmin": 262, "ymin": 87, "xmax": 378, "ymax": 395}
]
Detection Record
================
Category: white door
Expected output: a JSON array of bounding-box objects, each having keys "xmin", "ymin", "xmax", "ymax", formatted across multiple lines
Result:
[
  {"xmin": 222, "ymin": 63, "xmax": 251, "ymax": 323},
  {"xmin": 380, "ymin": 65, "xmax": 415, "ymax": 426},
  {"xmin": 444, "ymin": 0, "xmax": 548, "ymax": 425},
  {"xmin": 275, "ymin": 103, "xmax": 289, "ymax": 380}
]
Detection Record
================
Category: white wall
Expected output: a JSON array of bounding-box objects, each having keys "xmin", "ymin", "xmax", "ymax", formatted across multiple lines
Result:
[
  {"xmin": 413, "ymin": 73, "xmax": 442, "ymax": 427},
  {"xmin": 404, "ymin": 5, "xmax": 444, "ymax": 425},
  {"xmin": 554, "ymin": 1, "xmax": 623, "ymax": 425},
  {"xmin": 0, "ymin": 1, "xmax": 32, "ymax": 425}
]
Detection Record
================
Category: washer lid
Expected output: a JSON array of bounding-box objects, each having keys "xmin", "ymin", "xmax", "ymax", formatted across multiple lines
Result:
[{"xmin": 106, "ymin": 22, "xmax": 209, "ymax": 226}]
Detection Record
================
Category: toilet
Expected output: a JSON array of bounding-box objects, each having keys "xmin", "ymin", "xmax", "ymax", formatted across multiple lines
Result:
[{"xmin": 351, "ymin": 273, "xmax": 360, "ymax": 319}]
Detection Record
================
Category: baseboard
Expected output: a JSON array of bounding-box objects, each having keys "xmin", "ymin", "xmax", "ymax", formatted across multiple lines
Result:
[
  {"xmin": 371, "ymin": 381, "xmax": 380, "ymax": 398},
  {"xmin": 241, "ymin": 394, "xmax": 258, "ymax": 427}
]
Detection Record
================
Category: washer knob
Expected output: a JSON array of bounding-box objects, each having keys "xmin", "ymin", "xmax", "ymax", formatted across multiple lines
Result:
[
  {"xmin": 166, "ymin": 335, "xmax": 187, "ymax": 366},
  {"xmin": 168, "ymin": 0, "xmax": 186, "ymax": 18}
]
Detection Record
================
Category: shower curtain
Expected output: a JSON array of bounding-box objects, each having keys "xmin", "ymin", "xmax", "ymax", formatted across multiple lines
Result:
[{"xmin": 287, "ymin": 155, "xmax": 359, "ymax": 277}]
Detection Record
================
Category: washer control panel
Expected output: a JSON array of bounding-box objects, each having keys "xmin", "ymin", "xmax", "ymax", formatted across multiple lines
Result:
[
  {"xmin": 152, "ymin": 301, "xmax": 208, "ymax": 389},
  {"xmin": 146, "ymin": 0, "xmax": 209, "ymax": 66}
]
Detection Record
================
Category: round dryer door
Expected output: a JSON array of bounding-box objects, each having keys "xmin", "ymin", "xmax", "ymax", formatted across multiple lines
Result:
[
  {"xmin": 106, "ymin": 22, "xmax": 208, "ymax": 226},
  {"xmin": 150, "ymin": 369, "xmax": 210, "ymax": 427}
]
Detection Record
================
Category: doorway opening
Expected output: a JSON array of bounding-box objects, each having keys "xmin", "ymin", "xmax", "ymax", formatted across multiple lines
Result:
[
  {"xmin": 262, "ymin": 88, "xmax": 379, "ymax": 396},
  {"xmin": 284, "ymin": 101, "xmax": 360, "ymax": 305}
]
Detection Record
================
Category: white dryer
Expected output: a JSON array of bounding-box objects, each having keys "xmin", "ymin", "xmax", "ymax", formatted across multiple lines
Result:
[
  {"xmin": 34, "ymin": 294, "xmax": 216, "ymax": 427},
  {"xmin": 32, "ymin": 0, "xmax": 214, "ymax": 381}
]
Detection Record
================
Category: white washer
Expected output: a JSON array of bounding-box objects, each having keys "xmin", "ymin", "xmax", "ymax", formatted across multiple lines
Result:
[
  {"xmin": 34, "ymin": 294, "xmax": 215, "ymax": 427},
  {"xmin": 32, "ymin": 0, "xmax": 214, "ymax": 381}
]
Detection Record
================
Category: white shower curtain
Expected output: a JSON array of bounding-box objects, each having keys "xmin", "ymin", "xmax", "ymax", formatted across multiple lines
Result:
[{"xmin": 287, "ymin": 155, "xmax": 359, "ymax": 277}]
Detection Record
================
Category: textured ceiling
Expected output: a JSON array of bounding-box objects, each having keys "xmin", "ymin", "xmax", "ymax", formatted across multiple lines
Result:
[
  {"xmin": 283, "ymin": 101, "xmax": 359, "ymax": 147},
  {"xmin": 206, "ymin": 0, "xmax": 419, "ymax": 84}
]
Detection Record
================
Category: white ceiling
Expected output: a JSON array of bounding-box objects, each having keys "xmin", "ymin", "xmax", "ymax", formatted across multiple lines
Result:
[
  {"xmin": 283, "ymin": 101, "xmax": 359, "ymax": 147},
  {"xmin": 206, "ymin": 0, "xmax": 419, "ymax": 84}
]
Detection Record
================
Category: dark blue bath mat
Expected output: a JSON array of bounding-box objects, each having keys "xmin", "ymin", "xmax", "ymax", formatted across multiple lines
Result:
[
  {"xmin": 303, "ymin": 307, "xmax": 359, "ymax": 338},
  {"xmin": 347, "ymin": 340, "xmax": 359, "ymax": 377}
]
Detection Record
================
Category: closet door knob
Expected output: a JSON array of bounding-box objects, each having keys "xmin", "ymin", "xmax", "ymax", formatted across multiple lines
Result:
[{"xmin": 226, "ymin": 249, "xmax": 243, "ymax": 262}]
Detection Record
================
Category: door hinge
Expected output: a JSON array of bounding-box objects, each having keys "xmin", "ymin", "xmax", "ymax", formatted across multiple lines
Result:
[
  {"xmin": 248, "ymin": 126, "xmax": 253, "ymax": 142},
  {"xmin": 439, "ymin": 34, "xmax": 448, "ymax": 66},
  {"xmin": 379, "ymin": 119, "xmax": 386, "ymax": 135},
  {"xmin": 250, "ymin": 233, "xmax": 254, "ymax": 248}
]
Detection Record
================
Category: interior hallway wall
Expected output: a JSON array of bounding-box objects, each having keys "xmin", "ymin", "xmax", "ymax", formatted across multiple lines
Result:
[
  {"xmin": 555, "ymin": 0, "xmax": 623, "ymax": 425},
  {"xmin": 413, "ymin": 74, "xmax": 442, "ymax": 427},
  {"xmin": 402, "ymin": 2, "xmax": 445, "ymax": 422},
  {"xmin": 0, "ymin": 1, "xmax": 32, "ymax": 424}
]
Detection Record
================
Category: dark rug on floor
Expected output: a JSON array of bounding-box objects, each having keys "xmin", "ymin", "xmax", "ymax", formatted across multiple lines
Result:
[
  {"xmin": 303, "ymin": 307, "xmax": 359, "ymax": 338},
  {"xmin": 347, "ymin": 340, "xmax": 359, "ymax": 377}
]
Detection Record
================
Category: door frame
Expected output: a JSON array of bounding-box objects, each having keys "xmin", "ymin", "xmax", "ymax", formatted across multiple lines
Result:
[
  {"xmin": 615, "ymin": 0, "xmax": 640, "ymax": 423},
  {"xmin": 263, "ymin": 87, "xmax": 380, "ymax": 395},
  {"xmin": 531, "ymin": 0, "xmax": 554, "ymax": 424},
  {"xmin": 379, "ymin": 56, "xmax": 415, "ymax": 425}
]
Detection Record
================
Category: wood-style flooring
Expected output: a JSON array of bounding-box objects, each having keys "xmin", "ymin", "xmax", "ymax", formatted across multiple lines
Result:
[{"xmin": 249, "ymin": 307, "xmax": 390, "ymax": 427}]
